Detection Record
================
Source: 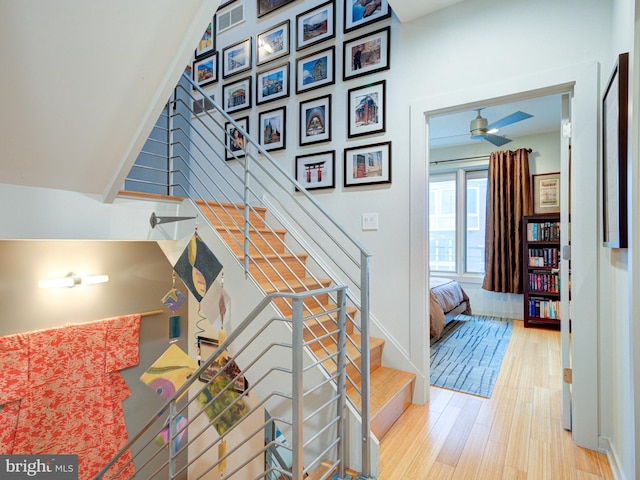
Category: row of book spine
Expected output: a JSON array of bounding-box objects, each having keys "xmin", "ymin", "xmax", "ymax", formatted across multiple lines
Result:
[
  {"xmin": 527, "ymin": 221, "xmax": 560, "ymax": 242},
  {"xmin": 528, "ymin": 298, "xmax": 561, "ymax": 319},
  {"xmin": 528, "ymin": 247, "xmax": 559, "ymax": 267},
  {"xmin": 528, "ymin": 273, "xmax": 559, "ymax": 293}
]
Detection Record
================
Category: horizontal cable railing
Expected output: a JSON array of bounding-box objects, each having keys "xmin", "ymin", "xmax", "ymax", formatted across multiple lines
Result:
[
  {"xmin": 95, "ymin": 288, "xmax": 348, "ymax": 480},
  {"xmin": 125, "ymin": 72, "xmax": 374, "ymax": 475}
]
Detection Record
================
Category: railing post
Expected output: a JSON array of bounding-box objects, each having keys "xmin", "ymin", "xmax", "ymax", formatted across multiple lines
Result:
[
  {"xmin": 291, "ymin": 296, "xmax": 304, "ymax": 480},
  {"xmin": 243, "ymin": 145, "xmax": 251, "ymax": 277},
  {"xmin": 360, "ymin": 252, "xmax": 372, "ymax": 477},
  {"xmin": 166, "ymin": 99, "xmax": 171, "ymax": 196},
  {"xmin": 336, "ymin": 287, "xmax": 348, "ymax": 479},
  {"xmin": 168, "ymin": 400, "xmax": 177, "ymax": 479}
]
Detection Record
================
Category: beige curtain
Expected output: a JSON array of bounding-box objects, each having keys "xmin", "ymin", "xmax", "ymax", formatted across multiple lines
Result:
[{"xmin": 482, "ymin": 148, "xmax": 532, "ymax": 293}]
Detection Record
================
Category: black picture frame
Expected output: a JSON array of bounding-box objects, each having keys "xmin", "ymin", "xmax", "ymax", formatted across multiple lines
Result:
[
  {"xmin": 195, "ymin": 17, "xmax": 215, "ymax": 59},
  {"xmin": 259, "ymin": 106, "xmax": 286, "ymax": 152},
  {"xmin": 256, "ymin": 62, "xmax": 290, "ymax": 105},
  {"xmin": 295, "ymin": 46, "xmax": 335, "ymax": 94},
  {"xmin": 343, "ymin": 141, "xmax": 392, "ymax": 187},
  {"xmin": 295, "ymin": 151, "xmax": 336, "ymax": 190},
  {"xmin": 343, "ymin": 26, "xmax": 390, "ymax": 81},
  {"xmin": 299, "ymin": 94, "xmax": 331, "ymax": 146},
  {"xmin": 602, "ymin": 52, "xmax": 629, "ymax": 248},
  {"xmin": 343, "ymin": 0, "xmax": 391, "ymax": 33},
  {"xmin": 222, "ymin": 37, "xmax": 252, "ymax": 79},
  {"xmin": 193, "ymin": 53, "xmax": 218, "ymax": 88},
  {"xmin": 257, "ymin": 0, "xmax": 296, "ymax": 18},
  {"xmin": 347, "ymin": 80, "xmax": 386, "ymax": 138},
  {"xmin": 225, "ymin": 116, "xmax": 249, "ymax": 160},
  {"xmin": 296, "ymin": 0, "xmax": 336, "ymax": 51},
  {"xmin": 222, "ymin": 76, "xmax": 252, "ymax": 114},
  {"xmin": 256, "ymin": 20, "xmax": 290, "ymax": 66}
]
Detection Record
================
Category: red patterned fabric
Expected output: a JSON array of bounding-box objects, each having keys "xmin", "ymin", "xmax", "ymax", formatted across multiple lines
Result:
[{"xmin": 0, "ymin": 315, "xmax": 140, "ymax": 480}]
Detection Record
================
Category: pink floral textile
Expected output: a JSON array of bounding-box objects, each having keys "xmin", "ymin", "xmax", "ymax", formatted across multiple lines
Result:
[{"xmin": 0, "ymin": 315, "xmax": 140, "ymax": 480}]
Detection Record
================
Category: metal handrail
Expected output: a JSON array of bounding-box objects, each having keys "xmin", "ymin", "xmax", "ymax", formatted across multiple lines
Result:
[
  {"xmin": 95, "ymin": 287, "xmax": 348, "ymax": 480},
  {"xmin": 125, "ymin": 72, "xmax": 374, "ymax": 475}
]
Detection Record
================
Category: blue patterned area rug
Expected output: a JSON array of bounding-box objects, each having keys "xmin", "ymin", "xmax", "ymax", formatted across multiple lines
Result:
[{"xmin": 430, "ymin": 314, "xmax": 513, "ymax": 398}]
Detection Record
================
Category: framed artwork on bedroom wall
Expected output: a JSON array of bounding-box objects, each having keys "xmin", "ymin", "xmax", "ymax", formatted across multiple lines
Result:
[
  {"xmin": 195, "ymin": 18, "xmax": 215, "ymax": 58},
  {"xmin": 295, "ymin": 46, "xmax": 335, "ymax": 94},
  {"xmin": 222, "ymin": 76, "xmax": 252, "ymax": 113},
  {"xmin": 225, "ymin": 116, "xmax": 249, "ymax": 160},
  {"xmin": 532, "ymin": 172, "xmax": 560, "ymax": 214},
  {"xmin": 256, "ymin": 62, "xmax": 289, "ymax": 105},
  {"xmin": 193, "ymin": 53, "xmax": 218, "ymax": 88},
  {"xmin": 257, "ymin": 0, "xmax": 296, "ymax": 18}
]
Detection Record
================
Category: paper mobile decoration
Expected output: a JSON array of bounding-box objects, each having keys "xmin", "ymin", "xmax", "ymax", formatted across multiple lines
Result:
[
  {"xmin": 140, "ymin": 344, "xmax": 198, "ymax": 401},
  {"xmin": 162, "ymin": 288, "xmax": 187, "ymax": 312},
  {"xmin": 173, "ymin": 232, "xmax": 223, "ymax": 303}
]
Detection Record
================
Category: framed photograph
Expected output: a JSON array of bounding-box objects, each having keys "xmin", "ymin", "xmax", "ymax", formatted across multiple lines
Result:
[
  {"xmin": 222, "ymin": 76, "xmax": 252, "ymax": 113},
  {"xmin": 256, "ymin": 63, "xmax": 289, "ymax": 105},
  {"xmin": 195, "ymin": 18, "xmax": 215, "ymax": 58},
  {"xmin": 193, "ymin": 96, "xmax": 216, "ymax": 116},
  {"xmin": 295, "ymin": 151, "xmax": 335, "ymax": 190},
  {"xmin": 222, "ymin": 37, "xmax": 252, "ymax": 78},
  {"xmin": 343, "ymin": 26, "xmax": 390, "ymax": 80},
  {"xmin": 347, "ymin": 80, "xmax": 386, "ymax": 138},
  {"xmin": 602, "ymin": 52, "xmax": 629, "ymax": 248},
  {"xmin": 344, "ymin": 0, "xmax": 391, "ymax": 33},
  {"xmin": 299, "ymin": 94, "xmax": 331, "ymax": 146},
  {"xmin": 344, "ymin": 141, "xmax": 392, "ymax": 187},
  {"xmin": 197, "ymin": 336, "xmax": 247, "ymax": 393},
  {"xmin": 533, "ymin": 172, "xmax": 561, "ymax": 214},
  {"xmin": 193, "ymin": 53, "xmax": 218, "ymax": 88},
  {"xmin": 259, "ymin": 106, "xmax": 286, "ymax": 152},
  {"xmin": 225, "ymin": 116, "xmax": 249, "ymax": 160},
  {"xmin": 257, "ymin": 0, "xmax": 296, "ymax": 18},
  {"xmin": 295, "ymin": 46, "xmax": 335, "ymax": 94},
  {"xmin": 296, "ymin": 1, "xmax": 336, "ymax": 51},
  {"xmin": 257, "ymin": 20, "xmax": 290, "ymax": 66}
]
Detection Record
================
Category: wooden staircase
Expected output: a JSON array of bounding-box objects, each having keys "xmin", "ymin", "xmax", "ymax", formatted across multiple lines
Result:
[{"xmin": 197, "ymin": 200, "xmax": 416, "ymax": 441}]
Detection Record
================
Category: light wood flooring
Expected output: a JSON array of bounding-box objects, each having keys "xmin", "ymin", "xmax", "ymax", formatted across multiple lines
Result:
[{"xmin": 378, "ymin": 320, "xmax": 613, "ymax": 479}]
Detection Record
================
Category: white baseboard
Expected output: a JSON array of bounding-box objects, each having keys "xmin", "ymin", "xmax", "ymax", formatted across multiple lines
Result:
[{"xmin": 599, "ymin": 436, "xmax": 626, "ymax": 480}]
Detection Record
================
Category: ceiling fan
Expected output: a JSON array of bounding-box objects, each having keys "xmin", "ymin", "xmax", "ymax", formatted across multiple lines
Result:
[{"xmin": 470, "ymin": 109, "xmax": 533, "ymax": 146}]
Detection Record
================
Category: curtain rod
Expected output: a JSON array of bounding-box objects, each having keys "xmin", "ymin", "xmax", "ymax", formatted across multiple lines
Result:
[
  {"xmin": 140, "ymin": 309, "xmax": 164, "ymax": 318},
  {"xmin": 430, "ymin": 148, "xmax": 532, "ymax": 165}
]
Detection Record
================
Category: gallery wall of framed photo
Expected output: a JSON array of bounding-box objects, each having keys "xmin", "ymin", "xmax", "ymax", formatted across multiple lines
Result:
[{"xmin": 191, "ymin": 0, "xmax": 393, "ymax": 192}]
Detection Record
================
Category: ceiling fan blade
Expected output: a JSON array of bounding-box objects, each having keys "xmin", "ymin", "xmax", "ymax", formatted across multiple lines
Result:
[
  {"xmin": 486, "ymin": 110, "xmax": 533, "ymax": 130},
  {"xmin": 483, "ymin": 134, "xmax": 512, "ymax": 146}
]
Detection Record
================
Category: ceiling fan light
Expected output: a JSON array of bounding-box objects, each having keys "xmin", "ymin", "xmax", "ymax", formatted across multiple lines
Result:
[{"xmin": 487, "ymin": 128, "xmax": 499, "ymax": 134}]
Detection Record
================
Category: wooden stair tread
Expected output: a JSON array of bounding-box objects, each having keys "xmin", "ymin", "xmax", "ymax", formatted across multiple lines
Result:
[
  {"xmin": 347, "ymin": 366, "xmax": 415, "ymax": 415},
  {"xmin": 262, "ymin": 277, "xmax": 332, "ymax": 294},
  {"xmin": 309, "ymin": 335, "xmax": 385, "ymax": 373},
  {"xmin": 194, "ymin": 199, "xmax": 267, "ymax": 214},
  {"xmin": 214, "ymin": 224, "xmax": 287, "ymax": 235}
]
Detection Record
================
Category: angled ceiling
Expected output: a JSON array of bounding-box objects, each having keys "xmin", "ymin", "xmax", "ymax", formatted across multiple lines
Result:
[
  {"xmin": 0, "ymin": 1, "xmax": 218, "ymax": 199},
  {"xmin": 387, "ymin": 0, "xmax": 465, "ymax": 22}
]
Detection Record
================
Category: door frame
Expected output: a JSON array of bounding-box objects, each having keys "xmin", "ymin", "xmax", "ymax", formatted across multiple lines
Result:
[{"xmin": 408, "ymin": 61, "xmax": 600, "ymax": 449}]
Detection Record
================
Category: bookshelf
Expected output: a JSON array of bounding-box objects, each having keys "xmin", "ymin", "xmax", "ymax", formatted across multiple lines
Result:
[{"xmin": 522, "ymin": 214, "xmax": 561, "ymax": 328}]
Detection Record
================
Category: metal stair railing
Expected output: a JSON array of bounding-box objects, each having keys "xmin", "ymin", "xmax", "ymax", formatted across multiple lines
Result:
[
  {"xmin": 94, "ymin": 287, "xmax": 348, "ymax": 480},
  {"xmin": 125, "ymin": 72, "xmax": 374, "ymax": 475}
]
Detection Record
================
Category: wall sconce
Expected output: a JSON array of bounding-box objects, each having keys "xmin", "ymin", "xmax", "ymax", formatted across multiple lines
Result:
[{"xmin": 38, "ymin": 272, "xmax": 109, "ymax": 288}]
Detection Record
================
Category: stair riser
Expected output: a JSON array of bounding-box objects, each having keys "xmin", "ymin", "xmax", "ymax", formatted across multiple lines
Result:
[
  {"xmin": 303, "ymin": 314, "xmax": 355, "ymax": 343},
  {"xmin": 218, "ymin": 229, "xmax": 286, "ymax": 255},
  {"xmin": 371, "ymin": 380, "xmax": 415, "ymax": 440},
  {"xmin": 273, "ymin": 294, "xmax": 329, "ymax": 313},
  {"xmin": 249, "ymin": 256, "xmax": 308, "ymax": 285},
  {"xmin": 197, "ymin": 201, "xmax": 267, "ymax": 229}
]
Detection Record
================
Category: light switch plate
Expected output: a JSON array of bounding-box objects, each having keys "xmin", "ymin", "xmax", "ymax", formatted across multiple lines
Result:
[{"xmin": 362, "ymin": 212, "xmax": 378, "ymax": 231}]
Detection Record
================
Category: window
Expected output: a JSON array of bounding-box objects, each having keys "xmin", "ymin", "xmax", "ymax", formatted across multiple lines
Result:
[{"xmin": 429, "ymin": 167, "xmax": 488, "ymax": 274}]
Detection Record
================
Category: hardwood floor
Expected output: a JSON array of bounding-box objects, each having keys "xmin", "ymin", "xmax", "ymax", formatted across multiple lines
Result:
[{"xmin": 378, "ymin": 320, "xmax": 613, "ymax": 479}]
